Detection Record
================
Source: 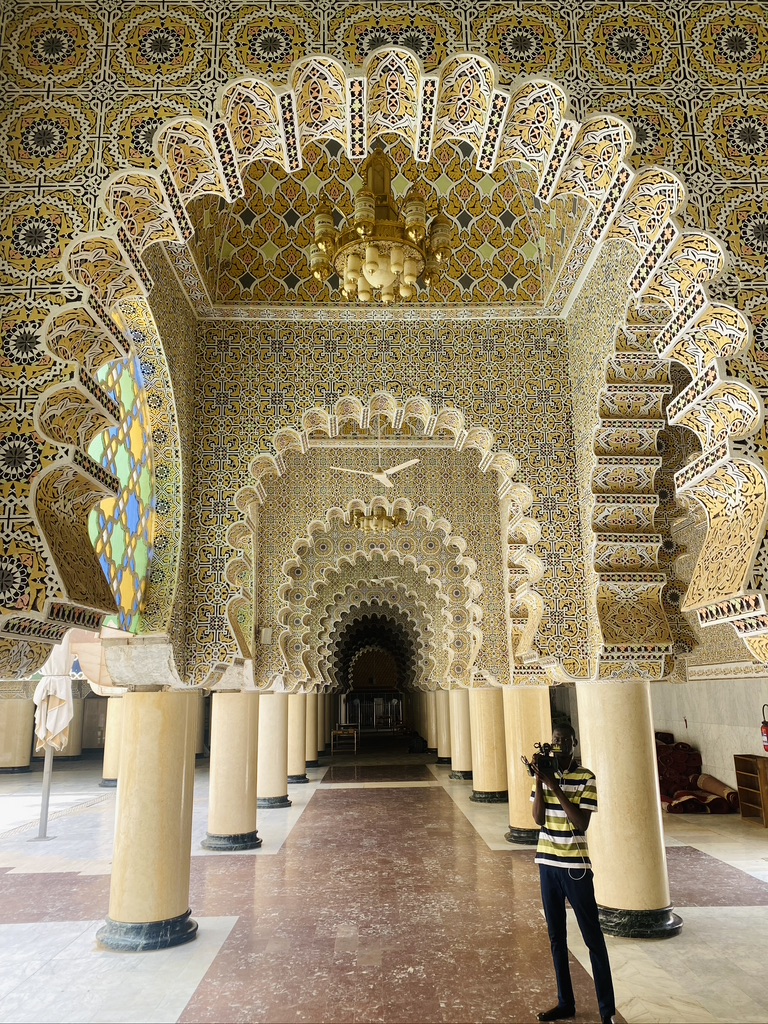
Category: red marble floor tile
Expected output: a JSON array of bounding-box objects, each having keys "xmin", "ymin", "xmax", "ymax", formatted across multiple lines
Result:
[
  {"xmin": 0, "ymin": 867, "xmax": 109, "ymax": 922},
  {"xmin": 180, "ymin": 788, "xmax": 616, "ymax": 1024},
  {"xmin": 665, "ymin": 844, "xmax": 768, "ymax": 905},
  {"xmin": 321, "ymin": 764, "xmax": 435, "ymax": 783}
]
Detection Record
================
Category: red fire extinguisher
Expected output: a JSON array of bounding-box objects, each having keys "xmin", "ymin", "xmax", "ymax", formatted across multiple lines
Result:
[{"xmin": 762, "ymin": 705, "xmax": 768, "ymax": 752}]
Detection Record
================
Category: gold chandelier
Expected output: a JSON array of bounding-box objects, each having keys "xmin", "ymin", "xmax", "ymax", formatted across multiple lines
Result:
[
  {"xmin": 309, "ymin": 148, "xmax": 452, "ymax": 304},
  {"xmin": 349, "ymin": 508, "xmax": 408, "ymax": 534}
]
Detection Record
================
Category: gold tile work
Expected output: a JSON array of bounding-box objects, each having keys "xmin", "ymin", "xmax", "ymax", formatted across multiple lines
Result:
[
  {"xmin": 474, "ymin": 3, "xmax": 572, "ymax": 79},
  {"xmin": 186, "ymin": 309, "xmax": 589, "ymax": 686},
  {"xmin": 1, "ymin": 0, "xmax": 767, "ymax": 680},
  {"xmin": 686, "ymin": 3, "xmax": 768, "ymax": 87},
  {"xmin": 2, "ymin": 5, "xmax": 105, "ymax": 89},
  {"xmin": 327, "ymin": 4, "xmax": 461, "ymax": 71},
  {"xmin": 108, "ymin": 6, "xmax": 214, "ymax": 89},
  {"xmin": 2, "ymin": 96, "xmax": 98, "ymax": 186},
  {"xmin": 698, "ymin": 96, "xmax": 768, "ymax": 179},
  {"xmin": 102, "ymin": 95, "xmax": 211, "ymax": 173},
  {"xmin": 0, "ymin": 194, "xmax": 89, "ymax": 288},
  {"xmin": 185, "ymin": 138, "xmax": 543, "ymax": 307},
  {"xmin": 220, "ymin": 5, "xmax": 321, "ymax": 82},
  {"xmin": 579, "ymin": 6, "xmax": 680, "ymax": 87}
]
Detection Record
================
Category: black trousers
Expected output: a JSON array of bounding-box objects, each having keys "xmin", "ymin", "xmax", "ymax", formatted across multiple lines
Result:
[{"xmin": 539, "ymin": 864, "xmax": 616, "ymax": 1019}]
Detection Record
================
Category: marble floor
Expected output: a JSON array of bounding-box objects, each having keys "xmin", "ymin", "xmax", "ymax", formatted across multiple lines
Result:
[{"xmin": 1, "ymin": 742, "xmax": 767, "ymax": 1024}]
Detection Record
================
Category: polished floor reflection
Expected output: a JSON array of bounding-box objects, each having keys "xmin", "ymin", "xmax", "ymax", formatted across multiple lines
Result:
[{"xmin": 0, "ymin": 738, "xmax": 767, "ymax": 1023}]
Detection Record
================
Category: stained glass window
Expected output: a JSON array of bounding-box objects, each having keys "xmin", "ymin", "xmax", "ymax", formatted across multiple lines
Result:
[{"xmin": 88, "ymin": 355, "xmax": 154, "ymax": 632}]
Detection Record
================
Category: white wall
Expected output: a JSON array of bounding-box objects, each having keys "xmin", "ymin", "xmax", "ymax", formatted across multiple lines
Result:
[{"xmin": 650, "ymin": 675, "xmax": 768, "ymax": 788}]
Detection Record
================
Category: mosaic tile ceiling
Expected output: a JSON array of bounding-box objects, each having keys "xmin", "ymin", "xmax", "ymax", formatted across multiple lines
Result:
[{"xmin": 183, "ymin": 137, "xmax": 574, "ymax": 309}]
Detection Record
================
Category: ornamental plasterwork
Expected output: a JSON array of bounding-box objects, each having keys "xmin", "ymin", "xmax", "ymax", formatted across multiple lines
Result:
[
  {"xmin": 1, "ymin": 14, "xmax": 767, "ymax": 684},
  {"xmin": 230, "ymin": 388, "xmax": 533, "ymax": 686},
  {"xmin": 271, "ymin": 504, "xmax": 482, "ymax": 690},
  {"xmin": 315, "ymin": 581, "xmax": 439, "ymax": 694},
  {"xmin": 321, "ymin": 595, "xmax": 431, "ymax": 695}
]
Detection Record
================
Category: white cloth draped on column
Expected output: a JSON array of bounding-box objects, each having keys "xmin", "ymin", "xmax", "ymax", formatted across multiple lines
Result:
[{"xmin": 33, "ymin": 635, "xmax": 75, "ymax": 752}]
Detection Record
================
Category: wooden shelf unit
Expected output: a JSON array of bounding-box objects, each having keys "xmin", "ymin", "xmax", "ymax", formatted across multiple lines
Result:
[{"xmin": 733, "ymin": 754, "xmax": 768, "ymax": 826}]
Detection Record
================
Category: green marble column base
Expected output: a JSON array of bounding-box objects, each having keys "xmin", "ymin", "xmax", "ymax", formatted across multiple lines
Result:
[
  {"xmin": 201, "ymin": 829, "xmax": 262, "ymax": 851},
  {"xmin": 505, "ymin": 826, "xmax": 539, "ymax": 845},
  {"xmin": 598, "ymin": 904, "xmax": 683, "ymax": 938},
  {"xmin": 97, "ymin": 909, "xmax": 198, "ymax": 951}
]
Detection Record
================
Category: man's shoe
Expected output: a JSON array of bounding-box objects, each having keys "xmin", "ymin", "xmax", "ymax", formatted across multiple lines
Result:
[
  {"xmin": 537, "ymin": 1008, "xmax": 576, "ymax": 1022},
  {"xmin": 601, "ymin": 1017, "xmax": 615, "ymax": 1024}
]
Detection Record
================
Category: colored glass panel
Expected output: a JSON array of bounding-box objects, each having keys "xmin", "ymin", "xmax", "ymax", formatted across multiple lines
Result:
[{"xmin": 87, "ymin": 355, "xmax": 155, "ymax": 632}]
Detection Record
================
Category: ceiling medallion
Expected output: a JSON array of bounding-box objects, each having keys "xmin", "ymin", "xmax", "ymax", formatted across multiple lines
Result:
[
  {"xmin": 349, "ymin": 508, "xmax": 408, "ymax": 534},
  {"xmin": 309, "ymin": 147, "xmax": 453, "ymax": 304}
]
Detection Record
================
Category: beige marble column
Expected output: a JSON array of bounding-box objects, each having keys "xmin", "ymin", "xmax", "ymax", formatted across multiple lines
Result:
[
  {"xmin": 577, "ymin": 678, "xmax": 682, "ymax": 938},
  {"xmin": 97, "ymin": 690, "xmax": 198, "ymax": 951},
  {"xmin": 287, "ymin": 693, "xmax": 308, "ymax": 783},
  {"xmin": 0, "ymin": 697, "xmax": 35, "ymax": 772},
  {"xmin": 193, "ymin": 690, "xmax": 207, "ymax": 756},
  {"xmin": 305, "ymin": 692, "xmax": 319, "ymax": 768},
  {"xmin": 425, "ymin": 690, "xmax": 438, "ymax": 752},
  {"xmin": 316, "ymin": 690, "xmax": 326, "ymax": 755},
  {"xmin": 468, "ymin": 687, "xmax": 507, "ymax": 802},
  {"xmin": 257, "ymin": 692, "xmax": 290, "ymax": 808},
  {"xmin": 100, "ymin": 696, "xmax": 124, "ymax": 787},
  {"xmin": 449, "ymin": 686, "xmax": 472, "ymax": 779},
  {"xmin": 203, "ymin": 690, "xmax": 261, "ymax": 851},
  {"xmin": 325, "ymin": 692, "xmax": 333, "ymax": 744},
  {"xmin": 502, "ymin": 685, "xmax": 551, "ymax": 844},
  {"xmin": 435, "ymin": 688, "xmax": 452, "ymax": 765}
]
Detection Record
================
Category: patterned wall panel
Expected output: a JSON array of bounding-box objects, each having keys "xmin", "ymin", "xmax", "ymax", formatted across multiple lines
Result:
[
  {"xmin": 189, "ymin": 301, "xmax": 588, "ymax": 686},
  {"xmin": 1, "ymin": 0, "xmax": 767, "ymax": 679}
]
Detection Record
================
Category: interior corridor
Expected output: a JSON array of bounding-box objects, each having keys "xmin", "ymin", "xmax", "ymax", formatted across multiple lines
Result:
[{"xmin": 1, "ymin": 737, "xmax": 767, "ymax": 1024}]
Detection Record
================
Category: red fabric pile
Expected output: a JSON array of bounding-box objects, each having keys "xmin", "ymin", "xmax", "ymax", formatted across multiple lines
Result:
[
  {"xmin": 655, "ymin": 734, "xmax": 738, "ymax": 814},
  {"xmin": 656, "ymin": 737, "xmax": 702, "ymax": 798}
]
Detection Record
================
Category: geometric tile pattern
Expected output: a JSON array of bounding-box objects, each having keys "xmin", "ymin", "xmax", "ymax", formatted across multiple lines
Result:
[
  {"xmin": 185, "ymin": 303, "xmax": 587, "ymax": 687},
  {"xmin": 1, "ymin": 0, "xmax": 767, "ymax": 680}
]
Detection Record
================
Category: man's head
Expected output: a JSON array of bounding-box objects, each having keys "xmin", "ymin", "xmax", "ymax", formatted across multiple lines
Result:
[{"xmin": 552, "ymin": 723, "xmax": 577, "ymax": 764}]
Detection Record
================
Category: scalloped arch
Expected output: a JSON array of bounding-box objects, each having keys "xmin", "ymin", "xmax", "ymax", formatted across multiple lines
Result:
[
  {"xmin": 2, "ymin": 49, "xmax": 764, "ymax": 682},
  {"xmin": 267, "ymin": 502, "xmax": 486, "ymax": 691},
  {"xmin": 317, "ymin": 582, "xmax": 437, "ymax": 689}
]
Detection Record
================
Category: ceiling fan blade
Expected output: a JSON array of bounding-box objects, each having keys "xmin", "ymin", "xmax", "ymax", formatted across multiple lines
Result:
[
  {"xmin": 384, "ymin": 458, "xmax": 420, "ymax": 475},
  {"xmin": 330, "ymin": 466, "xmax": 375, "ymax": 477},
  {"xmin": 371, "ymin": 471, "xmax": 395, "ymax": 488}
]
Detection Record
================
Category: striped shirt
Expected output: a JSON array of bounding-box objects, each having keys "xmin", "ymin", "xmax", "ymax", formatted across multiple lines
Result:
[{"xmin": 531, "ymin": 764, "xmax": 597, "ymax": 869}]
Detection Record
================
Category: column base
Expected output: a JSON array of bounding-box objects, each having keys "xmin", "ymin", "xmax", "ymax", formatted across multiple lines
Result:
[
  {"xmin": 505, "ymin": 826, "xmax": 539, "ymax": 845},
  {"xmin": 99, "ymin": 778, "xmax": 117, "ymax": 788},
  {"xmin": 96, "ymin": 909, "xmax": 198, "ymax": 951},
  {"xmin": 201, "ymin": 829, "xmax": 262, "ymax": 851},
  {"xmin": 306, "ymin": 759, "xmax": 320, "ymax": 768},
  {"xmin": 0, "ymin": 765, "xmax": 32, "ymax": 774},
  {"xmin": 317, "ymin": 747, "xmax": 327, "ymax": 757},
  {"xmin": 598, "ymin": 904, "xmax": 683, "ymax": 939},
  {"xmin": 449, "ymin": 770, "xmax": 473, "ymax": 780},
  {"xmin": 288, "ymin": 773, "xmax": 309, "ymax": 784},
  {"xmin": 258, "ymin": 795, "xmax": 292, "ymax": 808},
  {"xmin": 470, "ymin": 790, "xmax": 508, "ymax": 803},
  {"xmin": 436, "ymin": 756, "xmax": 451, "ymax": 764}
]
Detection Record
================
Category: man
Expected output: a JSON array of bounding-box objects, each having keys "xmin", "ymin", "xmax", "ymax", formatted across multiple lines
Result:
[{"xmin": 530, "ymin": 723, "xmax": 616, "ymax": 1024}]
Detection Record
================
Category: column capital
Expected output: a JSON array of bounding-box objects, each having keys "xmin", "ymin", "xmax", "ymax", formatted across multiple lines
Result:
[{"xmin": 102, "ymin": 636, "xmax": 182, "ymax": 691}]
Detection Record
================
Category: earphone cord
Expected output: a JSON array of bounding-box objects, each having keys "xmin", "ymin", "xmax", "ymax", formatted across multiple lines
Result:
[{"xmin": 557, "ymin": 760, "xmax": 589, "ymax": 881}]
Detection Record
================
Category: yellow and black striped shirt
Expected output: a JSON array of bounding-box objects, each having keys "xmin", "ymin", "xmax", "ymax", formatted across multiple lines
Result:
[{"xmin": 531, "ymin": 764, "xmax": 597, "ymax": 868}]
